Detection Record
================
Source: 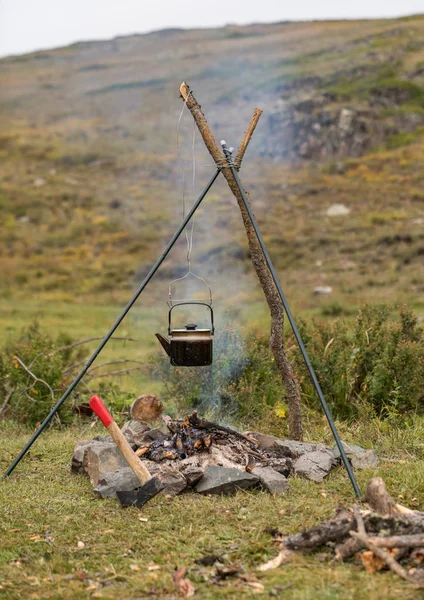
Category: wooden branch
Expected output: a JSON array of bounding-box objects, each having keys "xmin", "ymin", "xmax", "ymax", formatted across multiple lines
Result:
[
  {"xmin": 14, "ymin": 355, "xmax": 55, "ymax": 403},
  {"xmin": 234, "ymin": 108, "xmax": 263, "ymax": 169},
  {"xmin": 354, "ymin": 505, "xmax": 366, "ymax": 536},
  {"xmin": 365, "ymin": 534, "xmax": 424, "ymax": 549},
  {"xmin": 179, "ymin": 81, "xmax": 303, "ymax": 440},
  {"xmin": 87, "ymin": 359, "xmax": 145, "ymax": 374},
  {"xmin": 0, "ymin": 388, "xmax": 14, "ymax": 417},
  {"xmin": 336, "ymin": 530, "xmax": 424, "ymax": 561},
  {"xmin": 350, "ymin": 531, "xmax": 422, "ymax": 587},
  {"xmin": 48, "ymin": 336, "xmax": 137, "ymax": 357},
  {"xmin": 84, "ymin": 366, "xmax": 142, "ymax": 380},
  {"xmin": 365, "ymin": 477, "xmax": 418, "ymax": 517}
]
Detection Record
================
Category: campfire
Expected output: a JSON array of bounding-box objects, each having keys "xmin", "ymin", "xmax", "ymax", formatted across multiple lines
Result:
[
  {"xmin": 72, "ymin": 402, "xmax": 359, "ymax": 503},
  {"xmin": 133, "ymin": 412, "xmax": 291, "ymax": 475}
]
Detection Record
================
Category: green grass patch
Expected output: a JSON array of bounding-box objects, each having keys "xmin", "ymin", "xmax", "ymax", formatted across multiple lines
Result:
[{"xmin": 0, "ymin": 422, "xmax": 422, "ymax": 599}]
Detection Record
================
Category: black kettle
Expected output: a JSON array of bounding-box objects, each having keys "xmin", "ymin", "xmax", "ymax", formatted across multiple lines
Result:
[{"xmin": 156, "ymin": 302, "xmax": 214, "ymax": 367}]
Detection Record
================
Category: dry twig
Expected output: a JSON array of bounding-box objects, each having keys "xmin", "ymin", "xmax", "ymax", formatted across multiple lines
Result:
[
  {"xmin": 0, "ymin": 388, "xmax": 14, "ymax": 417},
  {"xmin": 14, "ymin": 355, "xmax": 55, "ymax": 404},
  {"xmin": 84, "ymin": 366, "xmax": 142, "ymax": 381},
  {"xmin": 48, "ymin": 336, "xmax": 137, "ymax": 357}
]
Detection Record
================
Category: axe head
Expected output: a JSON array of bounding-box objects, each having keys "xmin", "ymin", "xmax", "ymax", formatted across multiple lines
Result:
[{"xmin": 116, "ymin": 476, "xmax": 164, "ymax": 508}]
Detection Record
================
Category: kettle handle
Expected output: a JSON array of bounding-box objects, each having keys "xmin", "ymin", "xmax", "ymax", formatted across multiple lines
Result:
[{"xmin": 168, "ymin": 302, "xmax": 214, "ymax": 335}]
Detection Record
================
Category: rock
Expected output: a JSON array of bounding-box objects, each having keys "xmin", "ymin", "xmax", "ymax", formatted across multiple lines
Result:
[
  {"xmin": 332, "ymin": 442, "xmax": 379, "ymax": 469},
  {"xmin": 121, "ymin": 420, "xmax": 151, "ymax": 445},
  {"xmin": 246, "ymin": 433, "xmax": 321, "ymax": 459},
  {"xmin": 93, "ymin": 467, "xmax": 141, "ymax": 499},
  {"xmin": 71, "ymin": 440, "xmax": 94, "ymax": 474},
  {"xmin": 116, "ymin": 477, "xmax": 164, "ymax": 508},
  {"xmin": 293, "ymin": 450, "xmax": 335, "ymax": 483},
  {"xmin": 338, "ymin": 108, "xmax": 355, "ymax": 133},
  {"xmin": 33, "ymin": 177, "xmax": 46, "ymax": 187},
  {"xmin": 137, "ymin": 429, "xmax": 167, "ymax": 445},
  {"xmin": 252, "ymin": 467, "xmax": 289, "ymax": 494},
  {"xmin": 327, "ymin": 204, "xmax": 350, "ymax": 217},
  {"xmin": 195, "ymin": 466, "xmax": 258, "ymax": 495},
  {"xmin": 158, "ymin": 466, "xmax": 187, "ymax": 496},
  {"xmin": 180, "ymin": 464, "xmax": 205, "ymax": 487},
  {"xmin": 313, "ymin": 286, "xmax": 333, "ymax": 295},
  {"xmin": 265, "ymin": 457, "xmax": 293, "ymax": 477},
  {"xmin": 83, "ymin": 441, "xmax": 128, "ymax": 486}
]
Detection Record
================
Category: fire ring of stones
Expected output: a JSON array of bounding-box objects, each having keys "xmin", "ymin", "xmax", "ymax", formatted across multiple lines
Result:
[{"xmin": 72, "ymin": 411, "xmax": 378, "ymax": 500}]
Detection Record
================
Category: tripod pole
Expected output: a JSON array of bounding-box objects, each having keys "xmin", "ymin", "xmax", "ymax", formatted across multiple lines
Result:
[
  {"xmin": 221, "ymin": 142, "xmax": 361, "ymax": 498},
  {"xmin": 3, "ymin": 168, "xmax": 221, "ymax": 478}
]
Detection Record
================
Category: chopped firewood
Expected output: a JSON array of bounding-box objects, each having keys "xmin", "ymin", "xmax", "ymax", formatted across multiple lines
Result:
[
  {"xmin": 130, "ymin": 394, "xmax": 163, "ymax": 423},
  {"xmin": 359, "ymin": 549, "xmax": 387, "ymax": 574},
  {"xmin": 135, "ymin": 446, "xmax": 149, "ymax": 457},
  {"xmin": 246, "ymin": 455, "xmax": 257, "ymax": 473},
  {"xmin": 351, "ymin": 531, "xmax": 424, "ymax": 586},
  {"xmin": 264, "ymin": 477, "xmax": 424, "ymax": 587}
]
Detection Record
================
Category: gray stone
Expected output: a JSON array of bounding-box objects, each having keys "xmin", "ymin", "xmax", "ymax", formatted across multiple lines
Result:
[
  {"xmin": 246, "ymin": 433, "xmax": 322, "ymax": 459},
  {"xmin": 137, "ymin": 428, "xmax": 167, "ymax": 445},
  {"xmin": 158, "ymin": 466, "xmax": 187, "ymax": 496},
  {"xmin": 293, "ymin": 450, "xmax": 335, "ymax": 483},
  {"xmin": 313, "ymin": 286, "xmax": 333, "ymax": 295},
  {"xmin": 180, "ymin": 464, "xmax": 205, "ymax": 487},
  {"xmin": 83, "ymin": 442, "xmax": 128, "ymax": 486},
  {"xmin": 71, "ymin": 440, "xmax": 94, "ymax": 474},
  {"xmin": 327, "ymin": 204, "xmax": 350, "ymax": 217},
  {"xmin": 252, "ymin": 467, "xmax": 289, "ymax": 494},
  {"xmin": 195, "ymin": 466, "xmax": 258, "ymax": 495},
  {"xmin": 116, "ymin": 477, "xmax": 164, "ymax": 508},
  {"xmin": 93, "ymin": 467, "xmax": 141, "ymax": 499},
  {"xmin": 265, "ymin": 457, "xmax": 293, "ymax": 477},
  {"xmin": 332, "ymin": 442, "xmax": 379, "ymax": 469},
  {"xmin": 121, "ymin": 420, "xmax": 151, "ymax": 445}
]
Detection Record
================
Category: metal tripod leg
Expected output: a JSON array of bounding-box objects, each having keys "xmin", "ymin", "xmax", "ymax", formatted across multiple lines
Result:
[
  {"xmin": 3, "ymin": 169, "xmax": 221, "ymax": 478},
  {"xmin": 221, "ymin": 141, "xmax": 361, "ymax": 498}
]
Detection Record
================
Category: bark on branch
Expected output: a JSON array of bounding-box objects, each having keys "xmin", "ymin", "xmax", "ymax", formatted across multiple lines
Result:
[{"xmin": 179, "ymin": 82, "xmax": 303, "ymax": 439}]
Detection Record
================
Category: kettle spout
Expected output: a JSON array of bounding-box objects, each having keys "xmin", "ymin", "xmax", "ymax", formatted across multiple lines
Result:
[{"xmin": 155, "ymin": 333, "xmax": 171, "ymax": 356}]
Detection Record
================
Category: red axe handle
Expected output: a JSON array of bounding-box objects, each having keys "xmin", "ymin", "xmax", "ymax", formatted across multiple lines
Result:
[{"xmin": 89, "ymin": 395, "xmax": 152, "ymax": 485}]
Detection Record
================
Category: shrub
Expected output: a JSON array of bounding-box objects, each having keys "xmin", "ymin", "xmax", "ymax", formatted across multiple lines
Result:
[
  {"xmin": 148, "ymin": 304, "xmax": 423, "ymax": 429},
  {"xmin": 148, "ymin": 324, "xmax": 286, "ymax": 428},
  {"xmin": 291, "ymin": 304, "xmax": 424, "ymax": 420},
  {"xmin": 1, "ymin": 322, "xmax": 88, "ymax": 427}
]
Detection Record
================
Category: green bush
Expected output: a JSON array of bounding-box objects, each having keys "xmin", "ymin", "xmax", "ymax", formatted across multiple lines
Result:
[
  {"xmin": 148, "ymin": 324, "xmax": 285, "ymax": 427},
  {"xmin": 0, "ymin": 322, "xmax": 88, "ymax": 427},
  {"xmin": 291, "ymin": 304, "xmax": 424, "ymax": 420},
  {"xmin": 149, "ymin": 304, "xmax": 423, "ymax": 429}
]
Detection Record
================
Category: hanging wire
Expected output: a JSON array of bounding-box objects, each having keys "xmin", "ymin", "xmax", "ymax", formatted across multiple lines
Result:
[{"xmin": 171, "ymin": 94, "xmax": 212, "ymax": 307}]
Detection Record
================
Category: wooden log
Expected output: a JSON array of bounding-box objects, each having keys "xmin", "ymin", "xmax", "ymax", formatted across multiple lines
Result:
[
  {"xmin": 234, "ymin": 108, "xmax": 263, "ymax": 170},
  {"xmin": 130, "ymin": 394, "xmax": 163, "ymax": 423},
  {"xmin": 179, "ymin": 82, "xmax": 303, "ymax": 440},
  {"xmin": 283, "ymin": 514, "xmax": 355, "ymax": 549},
  {"xmin": 364, "ymin": 534, "xmax": 424, "ymax": 549}
]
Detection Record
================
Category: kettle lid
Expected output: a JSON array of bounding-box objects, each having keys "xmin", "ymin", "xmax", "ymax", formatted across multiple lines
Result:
[{"xmin": 185, "ymin": 323, "xmax": 198, "ymax": 330}]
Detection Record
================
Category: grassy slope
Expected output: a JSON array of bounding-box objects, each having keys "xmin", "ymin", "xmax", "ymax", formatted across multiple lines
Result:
[{"xmin": 0, "ymin": 16, "xmax": 424, "ymax": 317}]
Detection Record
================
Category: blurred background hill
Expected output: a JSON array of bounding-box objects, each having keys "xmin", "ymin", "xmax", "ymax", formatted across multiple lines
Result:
[{"xmin": 1, "ymin": 15, "xmax": 423, "ymax": 344}]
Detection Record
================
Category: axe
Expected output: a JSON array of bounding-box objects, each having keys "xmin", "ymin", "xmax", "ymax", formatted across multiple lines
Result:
[{"xmin": 89, "ymin": 395, "xmax": 163, "ymax": 507}]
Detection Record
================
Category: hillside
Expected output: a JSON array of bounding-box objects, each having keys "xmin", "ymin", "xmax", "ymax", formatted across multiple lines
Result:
[{"xmin": 1, "ymin": 16, "xmax": 424, "ymax": 321}]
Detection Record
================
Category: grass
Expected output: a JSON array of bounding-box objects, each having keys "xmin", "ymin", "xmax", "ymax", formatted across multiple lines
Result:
[
  {"xmin": 1, "ymin": 15, "xmax": 424, "ymax": 599},
  {"xmin": 0, "ymin": 421, "xmax": 423, "ymax": 600}
]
